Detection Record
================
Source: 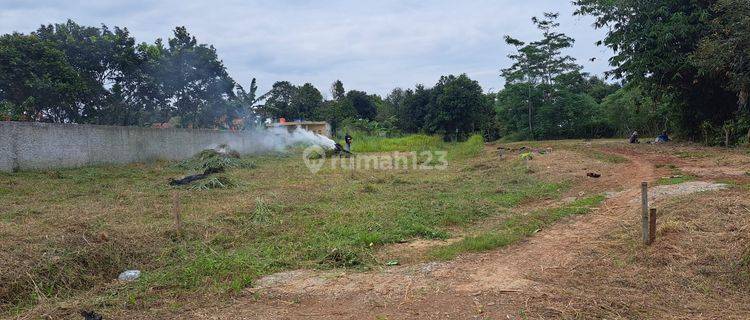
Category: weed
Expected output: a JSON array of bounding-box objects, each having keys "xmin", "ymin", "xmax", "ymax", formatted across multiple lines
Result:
[
  {"xmin": 450, "ymin": 135, "xmax": 485, "ymax": 159},
  {"xmin": 252, "ymin": 198, "xmax": 275, "ymax": 225},
  {"xmin": 360, "ymin": 183, "xmax": 378, "ymax": 193},
  {"xmin": 321, "ymin": 248, "xmax": 361, "ymax": 268}
]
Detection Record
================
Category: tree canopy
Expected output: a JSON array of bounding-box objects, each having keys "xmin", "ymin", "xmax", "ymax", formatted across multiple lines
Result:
[{"xmin": 574, "ymin": 0, "xmax": 749, "ymax": 143}]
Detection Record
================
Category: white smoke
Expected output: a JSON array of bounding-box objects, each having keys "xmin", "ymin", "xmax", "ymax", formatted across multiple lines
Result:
[
  {"xmin": 263, "ymin": 126, "xmax": 337, "ymax": 151},
  {"xmin": 208, "ymin": 126, "xmax": 337, "ymax": 155}
]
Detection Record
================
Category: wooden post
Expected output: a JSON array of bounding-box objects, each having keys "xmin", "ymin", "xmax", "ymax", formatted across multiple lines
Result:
[
  {"xmin": 172, "ymin": 191, "xmax": 182, "ymax": 236},
  {"xmin": 641, "ymin": 182, "xmax": 649, "ymax": 245},
  {"xmin": 648, "ymin": 208, "xmax": 657, "ymax": 245}
]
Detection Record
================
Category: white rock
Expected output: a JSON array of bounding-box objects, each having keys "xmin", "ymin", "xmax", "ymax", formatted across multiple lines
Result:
[{"xmin": 118, "ymin": 270, "xmax": 141, "ymax": 281}]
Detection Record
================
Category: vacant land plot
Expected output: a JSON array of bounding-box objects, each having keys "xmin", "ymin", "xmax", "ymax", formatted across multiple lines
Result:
[{"xmin": 2, "ymin": 139, "xmax": 749, "ymax": 319}]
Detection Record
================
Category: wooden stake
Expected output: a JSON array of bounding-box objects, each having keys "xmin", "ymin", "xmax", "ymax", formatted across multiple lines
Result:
[
  {"xmin": 641, "ymin": 182, "xmax": 649, "ymax": 245},
  {"xmin": 648, "ymin": 208, "xmax": 657, "ymax": 245},
  {"xmin": 172, "ymin": 191, "xmax": 182, "ymax": 236}
]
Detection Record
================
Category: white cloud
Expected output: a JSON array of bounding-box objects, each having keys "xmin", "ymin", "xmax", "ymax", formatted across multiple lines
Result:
[{"xmin": 0, "ymin": 0, "xmax": 612, "ymax": 96}]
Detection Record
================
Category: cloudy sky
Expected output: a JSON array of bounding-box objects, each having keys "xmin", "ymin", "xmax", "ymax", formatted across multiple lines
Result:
[{"xmin": 0, "ymin": 0, "xmax": 612, "ymax": 97}]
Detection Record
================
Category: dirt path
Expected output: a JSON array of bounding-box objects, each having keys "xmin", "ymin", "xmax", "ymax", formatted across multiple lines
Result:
[{"xmin": 185, "ymin": 152, "xmax": 658, "ymax": 319}]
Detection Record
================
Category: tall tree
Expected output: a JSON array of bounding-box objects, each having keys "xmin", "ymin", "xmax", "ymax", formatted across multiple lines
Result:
[
  {"xmin": 34, "ymin": 20, "xmax": 142, "ymax": 124},
  {"xmin": 693, "ymin": 0, "xmax": 750, "ymax": 110},
  {"xmin": 292, "ymin": 83, "xmax": 324, "ymax": 120},
  {"xmin": 0, "ymin": 32, "xmax": 84, "ymax": 122},
  {"xmin": 501, "ymin": 12, "xmax": 582, "ymax": 139},
  {"xmin": 331, "ymin": 80, "xmax": 345, "ymax": 101},
  {"xmin": 260, "ymin": 81, "xmax": 297, "ymax": 119},
  {"xmin": 160, "ymin": 26, "xmax": 236, "ymax": 128},
  {"xmin": 425, "ymin": 74, "xmax": 485, "ymax": 138}
]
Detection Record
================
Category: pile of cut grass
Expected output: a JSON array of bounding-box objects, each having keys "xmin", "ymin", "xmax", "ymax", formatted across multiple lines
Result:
[{"xmin": 174, "ymin": 149, "xmax": 256, "ymax": 173}]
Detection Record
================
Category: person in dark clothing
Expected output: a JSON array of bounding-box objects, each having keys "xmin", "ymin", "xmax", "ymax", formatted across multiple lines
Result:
[
  {"xmin": 344, "ymin": 133, "xmax": 353, "ymax": 152},
  {"xmin": 656, "ymin": 131, "xmax": 670, "ymax": 143},
  {"xmin": 629, "ymin": 131, "xmax": 640, "ymax": 144}
]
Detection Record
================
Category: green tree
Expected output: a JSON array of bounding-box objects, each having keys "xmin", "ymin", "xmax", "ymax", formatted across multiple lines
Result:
[
  {"xmin": 601, "ymin": 85, "xmax": 669, "ymax": 137},
  {"xmin": 331, "ymin": 80, "xmax": 345, "ymax": 101},
  {"xmin": 0, "ymin": 32, "xmax": 84, "ymax": 122},
  {"xmin": 292, "ymin": 83, "xmax": 324, "ymax": 120},
  {"xmin": 346, "ymin": 90, "xmax": 377, "ymax": 120},
  {"xmin": 502, "ymin": 12, "xmax": 581, "ymax": 138},
  {"xmin": 34, "ymin": 20, "xmax": 143, "ymax": 124},
  {"xmin": 574, "ymin": 0, "xmax": 738, "ymax": 140},
  {"xmin": 693, "ymin": 0, "xmax": 750, "ymax": 110},
  {"xmin": 260, "ymin": 81, "xmax": 297, "ymax": 119},
  {"xmin": 425, "ymin": 74, "xmax": 485, "ymax": 139},
  {"xmin": 379, "ymin": 88, "xmax": 402, "ymax": 123},
  {"xmin": 393, "ymin": 85, "xmax": 431, "ymax": 133},
  {"xmin": 160, "ymin": 26, "xmax": 237, "ymax": 128}
]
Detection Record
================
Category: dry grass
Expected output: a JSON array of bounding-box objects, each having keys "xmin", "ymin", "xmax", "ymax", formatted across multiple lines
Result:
[
  {"xmin": 522, "ymin": 187, "xmax": 750, "ymax": 319},
  {"xmin": 5, "ymin": 139, "xmax": 746, "ymax": 318},
  {"xmin": 0, "ymin": 137, "xmax": 577, "ymax": 318}
]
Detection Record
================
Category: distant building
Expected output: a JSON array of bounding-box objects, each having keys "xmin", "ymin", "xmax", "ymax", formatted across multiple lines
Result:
[{"xmin": 266, "ymin": 120, "xmax": 332, "ymax": 137}]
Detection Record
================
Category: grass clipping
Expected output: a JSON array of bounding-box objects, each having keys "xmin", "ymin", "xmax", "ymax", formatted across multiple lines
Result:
[
  {"xmin": 175, "ymin": 148, "xmax": 256, "ymax": 172},
  {"xmin": 172, "ymin": 146, "xmax": 256, "ymax": 190}
]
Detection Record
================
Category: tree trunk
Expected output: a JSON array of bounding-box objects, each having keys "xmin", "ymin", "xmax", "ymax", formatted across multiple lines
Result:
[
  {"xmin": 528, "ymin": 85, "xmax": 533, "ymax": 140},
  {"xmin": 725, "ymin": 127, "xmax": 731, "ymax": 148},
  {"xmin": 739, "ymin": 86, "xmax": 748, "ymax": 111}
]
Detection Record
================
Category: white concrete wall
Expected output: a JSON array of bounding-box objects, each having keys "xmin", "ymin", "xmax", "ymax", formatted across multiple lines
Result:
[{"xmin": 0, "ymin": 122, "xmax": 276, "ymax": 172}]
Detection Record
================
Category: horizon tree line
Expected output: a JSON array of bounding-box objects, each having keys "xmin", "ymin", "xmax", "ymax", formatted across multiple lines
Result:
[{"xmin": 2, "ymin": 0, "xmax": 749, "ymax": 146}]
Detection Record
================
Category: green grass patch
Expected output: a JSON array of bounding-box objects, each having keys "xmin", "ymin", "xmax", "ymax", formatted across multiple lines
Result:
[
  {"xmin": 656, "ymin": 175, "xmax": 696, "ymax": 185},
  {"xmin": 349, "ymin": 133, "xmax": 484, "ymax": 160},
  {"xmin": 350, "ymin": 134, "xmax": 444, "ymax": 153},
  {"xmin": 655, "ymin": 164, "xmax": 695, "ymax": 185},
  {"xmin": 449, "ymin": 135, "xmax": 485, "ymax": 159},
  {"xmin": 429, "ymin": 195, "xmax": 605, "ymax": 260}
]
